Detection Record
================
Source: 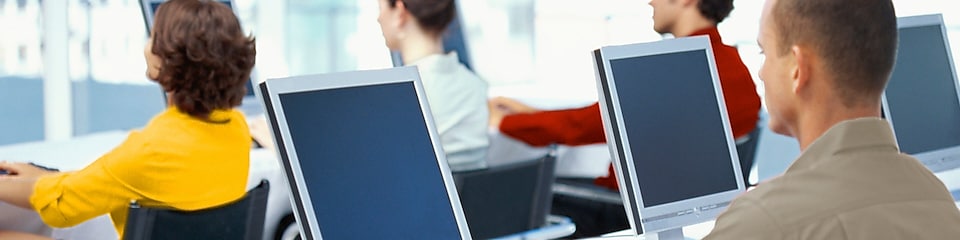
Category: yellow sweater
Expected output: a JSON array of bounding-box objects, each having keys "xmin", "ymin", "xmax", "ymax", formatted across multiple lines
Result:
[{"xmin": 29, "ymin": 107, "xmax": 251, "ymax": 238}]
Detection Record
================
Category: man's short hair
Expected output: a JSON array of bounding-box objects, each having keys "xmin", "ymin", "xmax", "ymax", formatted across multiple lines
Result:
[
  {"xmin": 772, "ymin": 0, "xmax": 897, "ymax": 106},
  {"xmin": 698, "ymin": 0, "xmax": 735, "ymax": 24}
]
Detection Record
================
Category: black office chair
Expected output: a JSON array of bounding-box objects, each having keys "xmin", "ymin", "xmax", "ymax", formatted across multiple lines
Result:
[
  {"xmin": 551, "ymin": 176, "xmax": 629, "ymax": 237},
  {"xmin": 735, "ymin": 125, "xmax": 762, "ymax": 186},
  {"xmin": 123, "ymin": 180, "xmax": 270, "ymax": 240},
  {"xmin": 453, "ymin": 152, "xmax": 558, "ymax": 239}
]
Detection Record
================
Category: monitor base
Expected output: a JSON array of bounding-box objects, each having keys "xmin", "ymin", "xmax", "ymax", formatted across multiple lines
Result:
[{"xmin": 645, "ymin": 228, "xmax": 694, "ymax": 240}]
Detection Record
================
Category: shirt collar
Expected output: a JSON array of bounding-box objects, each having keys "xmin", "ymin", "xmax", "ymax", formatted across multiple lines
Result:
[
  {"xmin": 405, "ymin": 52, "xmax": 459, "ymax": 70},
  {"xmin": 690, "ymin": 26, "xmax": 723, "ymax": 44},
  {"xmin": 786, "ymin": 118, "xmax": 899, "ymax": 171},
  {"xmin": 166, "ymin": 106, "xmax": 234, "ymax": 124}
]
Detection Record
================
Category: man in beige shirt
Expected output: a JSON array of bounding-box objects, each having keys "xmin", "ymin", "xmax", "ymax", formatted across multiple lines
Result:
[{"xmin": 704, "ymin": 0, "xmax": 960, "ymax": 239}]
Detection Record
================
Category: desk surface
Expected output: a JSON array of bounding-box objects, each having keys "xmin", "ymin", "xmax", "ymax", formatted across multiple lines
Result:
[
  {"xmin": 0, "ymin": 130, "xmax": 129, "ymax": 171},
  {"xmin": 589, "ymin": 199, "xmax": 960, "ymax": 240},
  {"xmin": 585, "ymin": 221, "xmax": 714, "ymax": 240},
  {"xmin": 486, "ymin": 128, "xmax": 610, "ymax": 178}
]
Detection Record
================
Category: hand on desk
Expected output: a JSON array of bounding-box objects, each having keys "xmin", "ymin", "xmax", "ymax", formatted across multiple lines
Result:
[
  {"xmin": 488, "ymin": 97, "xmax": 542, "ymax": 128},
  {"xmin": 0, "ymin": 162, "xmax": 57, "ymax": 178}
]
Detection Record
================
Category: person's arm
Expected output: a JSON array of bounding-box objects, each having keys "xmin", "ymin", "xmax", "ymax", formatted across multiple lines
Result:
[
  {"xmin": 703, "ymin": 198, "xmax": 782, "ymax": 240},
  {"xmin": 0, "ymin": 162, "xmax": 57, "ymax": 209},
  {"xmin": 0, "ymin": 178, "xmax": 37, "ymax": 209},
  {"xmin": 0, "ymin": 231, "xmax": 53, "ymax": 240},
  {"xmin": 497, "ymin": 103, "xmax": 606, "ymax": 147},
  {"xmin": 12, "ymin": 140, "xmax": 146, "ymax": 228}
]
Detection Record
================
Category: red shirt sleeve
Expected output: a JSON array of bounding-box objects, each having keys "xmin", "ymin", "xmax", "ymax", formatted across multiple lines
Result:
[{"xmin": 499, "ymin": 103, "xmax": 606, "ymax": 147}]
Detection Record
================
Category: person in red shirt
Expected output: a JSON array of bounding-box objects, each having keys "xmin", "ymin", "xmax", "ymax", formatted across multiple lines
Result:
[{"xmin": 490, "ymin": 0, "xmax": 761, "ymax": 192}]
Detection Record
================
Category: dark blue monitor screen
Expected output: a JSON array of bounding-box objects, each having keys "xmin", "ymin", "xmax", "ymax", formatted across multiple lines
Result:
[
  {"xmin": 886, "ymin": 25, "xmax": 960, "ymax": 154},
  {"xmin": 609, "ymin": 50, "xmax": 739, "ymax": 207},
  {"xmin": 278, "ymin": 82, "xmax": 462, "ymax": 239}
]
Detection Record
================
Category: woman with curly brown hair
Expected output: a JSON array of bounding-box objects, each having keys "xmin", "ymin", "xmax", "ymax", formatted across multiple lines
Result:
[
  {"xmin": 0, "ymin": 0, "xmax": 256, "ymax": 238},
  {"xmin": 378, "ymin": 0, "xmax": 490, "ymax": 172}
]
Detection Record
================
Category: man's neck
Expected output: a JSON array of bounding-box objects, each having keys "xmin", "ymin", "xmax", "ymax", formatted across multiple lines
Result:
[
  {"xmin": 671, "ymin": 12, "xmax": 717, "ymax": 37},
  {"xmin": 794, "ymin": 101, "xmax": 882, "ymax": 151}
]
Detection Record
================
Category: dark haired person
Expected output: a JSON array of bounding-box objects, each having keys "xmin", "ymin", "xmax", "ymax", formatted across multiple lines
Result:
[
  {"xmin": 705, "ymin": 0, "xmax": 960, "ymax": 238},
  {"xmin": 491, "ymin": 0, "xmax": 760, "ymax": 192},
  {"xmin": 378, "ymin": 0, "xmax": 489, "ymax": 172},
  {"xmin": 0, "ymin": 0, "xmax": 256, "ymax": 238}
]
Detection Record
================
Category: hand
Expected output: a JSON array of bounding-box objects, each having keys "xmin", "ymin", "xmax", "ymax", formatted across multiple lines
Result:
[
  {"xmin": 488, "ymin": 97, "xmax": 540, "ymax": 115},
  {"xmin": 489, "ymin": 104, "xmax": 507, "ymax": 129},
  {"xmin": 488, "ymin": 97, "xmax": 541, "ymax": 128},
  {"xmin": 0, "ymin": 162, "xmax": 57, "ymax": 179},
  {"xmin": 248, "ymin": 115, "xmax": 276, "ymax": 150}
]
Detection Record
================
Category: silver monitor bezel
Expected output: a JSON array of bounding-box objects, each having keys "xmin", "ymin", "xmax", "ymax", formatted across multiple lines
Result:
[
  {"xmin": 883, "ymin": 13, "xmax": 960, "ymax": 173},
  {"xmin": 258, "ymin": 66, "xmax": 472, "ymax": 240},
  {"xmin": 594, "ymin": 36, "xmax": 746, "ymax": 235}
]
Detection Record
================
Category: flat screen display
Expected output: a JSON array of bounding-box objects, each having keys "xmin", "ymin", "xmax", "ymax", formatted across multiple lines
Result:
[
  {"xmin": 609, "ymin": 50, "xmax": 739, "ymax": 207},
  {"xmin": 278, "ymin": 82, "xmax": 462, "ymax": 239},
  {"xmin": 886, "ymin": 24, "xmax": 960, "ymax": 154}
]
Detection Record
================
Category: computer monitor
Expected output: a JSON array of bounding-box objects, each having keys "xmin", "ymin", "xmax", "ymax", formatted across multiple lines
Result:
[
  {"xmin": 258, "ymin": 67, "xmax": 472, "ymax": 240},
  {"xmin": 593, "ymin": 36, "xmax": 746, "ymax": 239},
  {"xmin": 139, "ymin": 0, "xmax": 262, "ymax": 116},
  {"xmin": 882, "ymin": 14, "xmax": 960, "ymax": 173}
]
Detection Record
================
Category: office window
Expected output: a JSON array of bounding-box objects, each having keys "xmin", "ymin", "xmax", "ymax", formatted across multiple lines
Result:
[
  {"xmin": 71, "ymin": 0, "xmax": 163, "ymax": 136},
  {"xmin": 3, "ymin": 0, "xmax": 958, "ymax": 146},
  {"xmin": 473, "ymin": 0, "xmax": 960, "ymax": 107},
  {"xmin": 0, "ymin": 0, "xmax": 44, "ymax": 145},
  {"xmin": 463, "ymin": 0, "xmax": 658, "ymax": 102},
  {"xmin": 284, "ymin": 0, "xmax": 391, "ymax": 76}
]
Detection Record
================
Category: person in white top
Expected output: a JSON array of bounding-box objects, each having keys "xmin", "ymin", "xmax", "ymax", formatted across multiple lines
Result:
[{"xmin": 377, "ymin": 0, "xmax": 489, "ymax": 172}]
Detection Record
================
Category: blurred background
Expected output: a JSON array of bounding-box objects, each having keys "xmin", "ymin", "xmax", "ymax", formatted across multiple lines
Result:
[{"xmin": 1, "ymin": 0, "xmax": 957, "ymax": 146}]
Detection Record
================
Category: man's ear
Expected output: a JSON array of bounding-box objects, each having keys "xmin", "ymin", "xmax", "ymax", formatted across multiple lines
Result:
[
  {"xmin": 791, "ymin": 45, "xmax": 810, "ymax": 95},
  {"xmin": 680, "ymin": 0, "xmax": 698, "ymax": 7}
]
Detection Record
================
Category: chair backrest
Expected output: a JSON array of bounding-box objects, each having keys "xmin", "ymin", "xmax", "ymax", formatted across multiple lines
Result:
[
  {"xmin": 754, "ymin": 111, "xmax": 801, "ymax": 183},
  {"xmin": 735, "ymin": 126, "xmax": 762, "ymax": 185},
  {"xmin": 123, "ymin": 180, "xmax": 270, "ymax": 240},
  {"xmin": 453, "ymin": 153, "xmax": 558, "ymax": 239}
]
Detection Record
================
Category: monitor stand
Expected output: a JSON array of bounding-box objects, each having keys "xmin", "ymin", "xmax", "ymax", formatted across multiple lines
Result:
[{"xmin": 645, "ymin": 228, "xmax": 695, "ymax": 240}]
